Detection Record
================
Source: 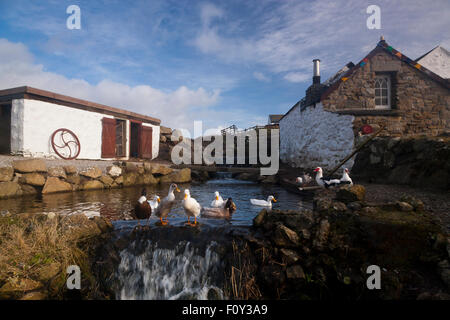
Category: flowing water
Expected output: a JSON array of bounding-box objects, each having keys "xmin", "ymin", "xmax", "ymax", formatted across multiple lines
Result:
[{"xmin": 0, "ymin": 173, "xmax": 312, "ymax": 300}]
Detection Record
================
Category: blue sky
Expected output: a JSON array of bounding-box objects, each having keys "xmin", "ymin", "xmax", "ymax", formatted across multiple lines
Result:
[{"xmin": 0, "ymin": 0, "xmax": 449, "ymax": 134}]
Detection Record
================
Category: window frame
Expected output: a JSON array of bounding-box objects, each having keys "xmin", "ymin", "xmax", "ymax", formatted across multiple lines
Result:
[{"xmin": 374, "ymin": 75, "xmax": 391, "ymax": 110}]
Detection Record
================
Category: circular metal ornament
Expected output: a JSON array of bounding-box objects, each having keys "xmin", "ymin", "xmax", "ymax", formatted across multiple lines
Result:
[{"xmin": 51, "ymin": 128, "xmax": 81, "ymax": 160}]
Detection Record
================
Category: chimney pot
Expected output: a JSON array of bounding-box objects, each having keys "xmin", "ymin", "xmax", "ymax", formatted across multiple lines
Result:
[{"xmin": 313, "ymin": 59, "xmax": 321, "ymax": 84}]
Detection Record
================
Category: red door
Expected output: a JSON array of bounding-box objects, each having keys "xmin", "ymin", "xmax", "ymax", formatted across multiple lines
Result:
[
  {"xmin": 140, "ymin": 126, "xmax": 153, "ymax": 159},
  {"xmin": 101, "ymin": 118, "xmax": 116, "ymax": 158}
]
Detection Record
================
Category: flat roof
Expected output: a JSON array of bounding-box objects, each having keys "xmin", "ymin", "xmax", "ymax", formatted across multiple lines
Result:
[{"xmin": 0, "ymin": 86, "xmax": 161, "ymax": 125}]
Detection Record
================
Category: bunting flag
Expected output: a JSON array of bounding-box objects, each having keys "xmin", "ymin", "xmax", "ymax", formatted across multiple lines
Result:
[
  {"xmin": 341, "ymin": 77, "xmax": 349, "ymax": 82},
  {"xmin": 395, "ymin": 52, "xmax": 402, "ymax": 58},
  {"xmin": 414, "ymin": 63, "xmax": 422, "ymax": 70}
]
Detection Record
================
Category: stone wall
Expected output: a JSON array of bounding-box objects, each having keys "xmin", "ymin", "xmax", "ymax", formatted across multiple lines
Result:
[
  {"xmin": 322, "ymin": 48, "xmax": 450, "ymax": 137},
  {"xmin": 0, "ymin": 158, "xmax": 191, "ymax": 199},
  {"xmin": 279, "ymin": 102, "xmax": 355, "ymax": 170},
  {"xmin": 352, "ymin": 136, "xmax": 450, "ymax": 190}
]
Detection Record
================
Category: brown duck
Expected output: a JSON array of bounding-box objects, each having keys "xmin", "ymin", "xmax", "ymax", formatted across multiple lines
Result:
[{"xmin": 133, "ymin": 188, "xmax": 152, "ymax": 226}]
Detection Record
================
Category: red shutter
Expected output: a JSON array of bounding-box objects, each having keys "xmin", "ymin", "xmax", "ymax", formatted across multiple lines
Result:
[
  {"xmin": 101, "ymin": 118, "xmax": 116, "ymax": 158},
  {"xmin": 140, "ymin": 126, "xmax": 153, "ymax": 159}
]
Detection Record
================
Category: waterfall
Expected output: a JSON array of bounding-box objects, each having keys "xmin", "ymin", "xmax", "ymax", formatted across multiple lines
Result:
[{"xmin": 115, "ymin": 240, "xmax": 225, "ymax": 300}]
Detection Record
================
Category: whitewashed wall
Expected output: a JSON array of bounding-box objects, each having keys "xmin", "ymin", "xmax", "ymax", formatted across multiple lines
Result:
[
  {"xmin": 280, "ymin": 102, "xmax": 355, "ymax": 171},
  {"xmin": 10, "ymin": 99, "xmax": 159, "ymax": 160}
]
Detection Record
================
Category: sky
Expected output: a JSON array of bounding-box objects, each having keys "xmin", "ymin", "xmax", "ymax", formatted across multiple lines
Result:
[{"xmin": 0, "ymin": 0, "xmax": 449, "ymax": 135}]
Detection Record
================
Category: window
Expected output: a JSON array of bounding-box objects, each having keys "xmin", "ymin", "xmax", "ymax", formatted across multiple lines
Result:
[{"xmin": 374, "ymin": 75, "xmax": 391, "ymax": 109}]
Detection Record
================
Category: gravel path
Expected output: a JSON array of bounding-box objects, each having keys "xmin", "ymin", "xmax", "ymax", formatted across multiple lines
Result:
[{"xmin": 363, "ymin": 183, "xmax": 450, "ymax": 232}]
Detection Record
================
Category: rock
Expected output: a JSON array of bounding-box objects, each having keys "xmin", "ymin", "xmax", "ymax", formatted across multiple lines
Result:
[
  {"xmin": 42, "ymin": 177, "xmax": 72, "ymax": 194},
  {"xmin": 336, "ymin": 185, "xmax": 366, "ymax": 203},
  {"xmin": 280, "ymin": 248, "xmax": 300, "ymax": 265},
  {"xmin": 0, "ymin": 181, "xmax": 22, "ymax": 198},
  {"xmin": 347, "ymin": 201, "xmax": 362, "ymax": 211},
  {"xmin": 137, "ymin": 166, "xmax": 145, "ymax": 175},
  {"xmin": 115, "ymin": 176, "xmax": 124, "ymax": 185},
  {"xmin": 315, "ymin": 198, "xmax": 332, "ymax": 212},
  {"xmin": 273, "ymin": 224, "xmax": 300, "ymax": 247},
  {"xmin": 160, "ymin": 135, "xmax": 167, "ymax": 143},
  {"xmin": 329, "ymin": 201, "xmax": 348, "ymax": 214},
  {"xmin": 46, "ymin": 212, "xmax": 57, "ymax": 220},
  {"xmin": 79, "ymin": 167, "xmax": 102, "ymax": 179},
  {"xmin": 369, "ymin": 154, "xmax": 381, "ymax": 164},
  {"xmin": 160, "ymin": 168, "xmax": 191, "ymax": 184},
  {"xmin": 286, "ymin": 265, "xmax": 305, "ymax": 280},
  {"xmin": 66, "ymin": 174, "xmax": 81, "ymax": 185},
  {"xmin": 261, "ymin": 175, "xmax": 278, "ymax": 184},
  {"xmin": 396, "ymin": 201, "xmax": 414, "ymax": 212},
  {"xmin": 253, "ymin": 209, "xmax": 268, "ymax": 227},
  {"xmin": 143, "ymin": 174, "xmax": 159, "ymax": 185},
  {"xmin": 99, "ymin": 175, "xmax": 114, "ymax": 187},
  {"xmin": 63, "ymin": 165, "xmax": 77, "ymax": 175},
  {"xmin": 20, "ymin": 184, "xmax": 38, "ymax": 196},
  {"xmin": 124, "ymin": 163, "xmax": 138, "ymax": 173},
  {"xmin": 0, "ymin": 278, "xmax": 43, "ymax": 299},
  {"xmin": 81, "ymin": 180, "xmax": 104, "ymax": 190},
  {"xmin": 19, "ymin": 291, "xmax": 47, "ymax": 300},
  {"xmin": 438, "ymin": 260, "xmax": 450, "ymax": 289},
  {"xmin": 107, "ymin": 165, "xmax": 122, "ymax": 177},
  {"xmin": 12, "ymin": 159, "xmax": 47, "ymax": 173},
  {"xmin": 48, "ymin": 167, "xmax": 67, "ymax": 179},
  {"xmin": 160, "ymin": 126, "xmax": 172, "ymax": 135},
  {"xmin": 361, "ymin": 206, "xmax": 378, "ymax": 214},
  {"xmin": 400, "ymin": 195, "xmax": 425, "ymax": 211},
  {"xmin": 19, "ymin": 173, "xmax": 46, "ymax": 186},
  {"xmin": 122, "ymin": 172, "xmax": 138, "ymax": 186},
  {"xmin": 313, "ymin": 219, "xmax": 330, "ymax": 250},
  {"xmin": 149, "ymin": 164, "xmax": 173, "ymax": 176},
  {"xmin": 0, "ymin": 167, "xmax": 14, "ymax": 182}
]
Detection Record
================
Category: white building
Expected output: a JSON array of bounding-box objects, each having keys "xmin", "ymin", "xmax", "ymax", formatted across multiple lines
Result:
[{"xmin": 0, "ymin": 86, "xmax": 160, "ymax": 160}]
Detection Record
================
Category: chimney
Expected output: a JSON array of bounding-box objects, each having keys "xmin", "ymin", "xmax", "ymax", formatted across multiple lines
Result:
[{"xmin": 313, "ymin": 59, "xmax": 321, "ymax": 84}]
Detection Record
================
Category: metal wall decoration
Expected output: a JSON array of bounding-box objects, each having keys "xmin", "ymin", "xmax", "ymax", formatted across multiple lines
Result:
[{"xmin": 51, "ymin": 128, "xmax": 81, "ymax": 160}]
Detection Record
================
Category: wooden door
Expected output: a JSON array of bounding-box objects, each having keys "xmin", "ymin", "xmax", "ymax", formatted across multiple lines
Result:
[
  {"xmin": 140, "ymin": 126, "xmax": 153, "ymax": 159},
  {"xmin": 101, "ymin": 118, "xmax": 116, "ymax": 158}
]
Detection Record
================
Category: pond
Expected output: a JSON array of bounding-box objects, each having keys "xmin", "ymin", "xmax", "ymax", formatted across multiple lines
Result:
[{"xmin": 0, "ymin": 173, "xmax": 312, "ymax": 228}]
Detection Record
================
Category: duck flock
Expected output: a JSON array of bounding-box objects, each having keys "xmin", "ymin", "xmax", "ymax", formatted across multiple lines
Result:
[{"xmin": 132, "ymin": 166, "xmax": 353, "ymax": 227}]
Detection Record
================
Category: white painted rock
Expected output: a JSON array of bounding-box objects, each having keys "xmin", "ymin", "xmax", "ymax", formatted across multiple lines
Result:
[{"xmin": 107, "ymin": 165, "xmax": 122, "ymax": 177}]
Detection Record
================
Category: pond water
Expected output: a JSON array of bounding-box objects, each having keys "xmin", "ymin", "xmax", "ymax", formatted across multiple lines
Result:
[{"xmin": 0, "ymin": 173, "xmax": 311, "ymax": 227}]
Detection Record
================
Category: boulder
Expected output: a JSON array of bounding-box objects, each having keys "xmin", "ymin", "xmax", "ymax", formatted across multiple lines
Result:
[
  {"xmin": 313, "ymin": 219, "xmax": 330, "ymax": 250},
  {"xmin": 81, "ymin": 180, "xmax": 104, "ymax": 190},
  {"xmin": 280, "ymin": 248, "xmax": 300, "ymax": 265},
  {"xmin": 12, "ymin": 159, "xmax": 47, "ymax": 173},
  {"xmin": 0, "ymin": 181, "xmax": 22, "ymax": 198},
  {"xmin": 124, "ymin": 163, "xmax": 138, "ymax": 173},
  {"xmin": 79, "ymin": 167, "xmax": 102, "ymax": 179},
  {"xmin": 42, "ymin": 177, "xmax": 72, "ymax": 194},
  {"xmin": 260, "ymin": 175, "xmax": 278, "ymax": 184},
  {"xmin": 273, "ymin": 224, "xmax": 300, "ymax": 247},
  {"xmin": 253, "ymin": 209, "xmax": 268, "ymax": 227},
  {"xmin": 63, "ymin": 165, "xmax": 77, "ymax": 175},
  {"xmin": 149, "ymin": 164, "xmax": 173, "ymax": 176},
  {"xmin": 400, "ymin": 195, "xmax": 425, "ymax": 211},
  {"xmin": 20, "ymin": 184, "xmax": 38, "ymax": 196},
  {"xmin": 19, "ymin": 173, "xmax": 46, "ymax": 186},
  {"xmin": 336, "ymin": 185, "xmax": 366, "ymax": 203},
  {"xmin": 48, "ymin": 167, "xmax": 67, "ymax": 179},
  {"xmin": 396, "ymin": 201, "xmax": 414, "ymax": 212},
  {"xmin": 160, "ymin": 135, "xmax": 167, "ymax": 143},
  {"xmin": 106, "ymin": 165, "xmax": 122, "ymax": 177},
  {"xmin": 122, "ymin": 172, "xmax": 138, "ymax": 186},
  {"xmin": 99, "ymin": 175, "xmax": 114, "ymax": 187},
  {"xmin": 143, "ymin": 174, "xmax": 159, "ymax": 185},
  {"xmin": 0, "ymin": 167, "xmax": 14, "ymax": 182},
  {"xmin": 160, "ymin": 168, "xmax": 191, "ymax": 184},
  {"xmin": 286, "ymin": 265, "xmax": 305, "ymax": 280},
  {"xmin": 66, "ymin": 174, "xmax": 81, "ymax": 185},
  {"xmin": 0, "ymin": 278, "xmax": 43, "ymax": 299},
  {"xmin": 19, "ymin": 291, "xmax": 47, "ymax": 300},
  {"xmin": 115, "ymin": 176, "xmax": 124, "ymax": 185}
]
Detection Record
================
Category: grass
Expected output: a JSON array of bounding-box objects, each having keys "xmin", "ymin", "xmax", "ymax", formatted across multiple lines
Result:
[{"xmin": 0, "ymin": 214, "xmax": 85, "ymax": 297}]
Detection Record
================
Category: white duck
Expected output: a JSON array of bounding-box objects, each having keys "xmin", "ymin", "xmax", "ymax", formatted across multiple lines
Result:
[
  {"xmin": 182, "ymin": 189, "xmax": 201, "ymax": 226},
  {"xmin": 314, "ymin": 167, "xmax": 341, "ymax": 188},
  {"xmin": 210, "ymin": 191, "xmax": 224, "ymax": 208},
  {"xmin": 154, "ymin": 183, "xmax": 180, "ymax": 225},
  {"xmin": 339, "ymin": 168, "xmax": 353, "ymax": 186},
  {"xmin": 250, "ymin": 195, "xmax": 277, "ymax": 207},
  {"xmin": 148, "ymin": 195, "xmax": 161, "ymax": 211}
]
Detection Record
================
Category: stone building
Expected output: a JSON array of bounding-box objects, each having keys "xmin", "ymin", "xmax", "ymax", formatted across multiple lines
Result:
[
  {"xmin": 280, "ymin": 37, "xmax": 450, "ymax": 170},
  {"xmin": 0, "ymin": 86, "xmax": 161, "ymax": 160}
]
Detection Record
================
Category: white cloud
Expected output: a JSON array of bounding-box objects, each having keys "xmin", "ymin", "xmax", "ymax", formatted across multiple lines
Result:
[
  {"xmin": 253, "ymin": 71, "xmax": 270, "ymax": 82},
  {"xmin": 194, "ymin": 0, "xmax": 450, "ymax": 83},
  {"xmin": 0, "ymin": 38, "xmax": 221, "ymax": 132}
]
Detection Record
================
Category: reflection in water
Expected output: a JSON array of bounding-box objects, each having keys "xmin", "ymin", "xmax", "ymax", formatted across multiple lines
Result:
[{"xmin": 0, "ymin": 176, "xmax": 312, "ymax": 226}]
